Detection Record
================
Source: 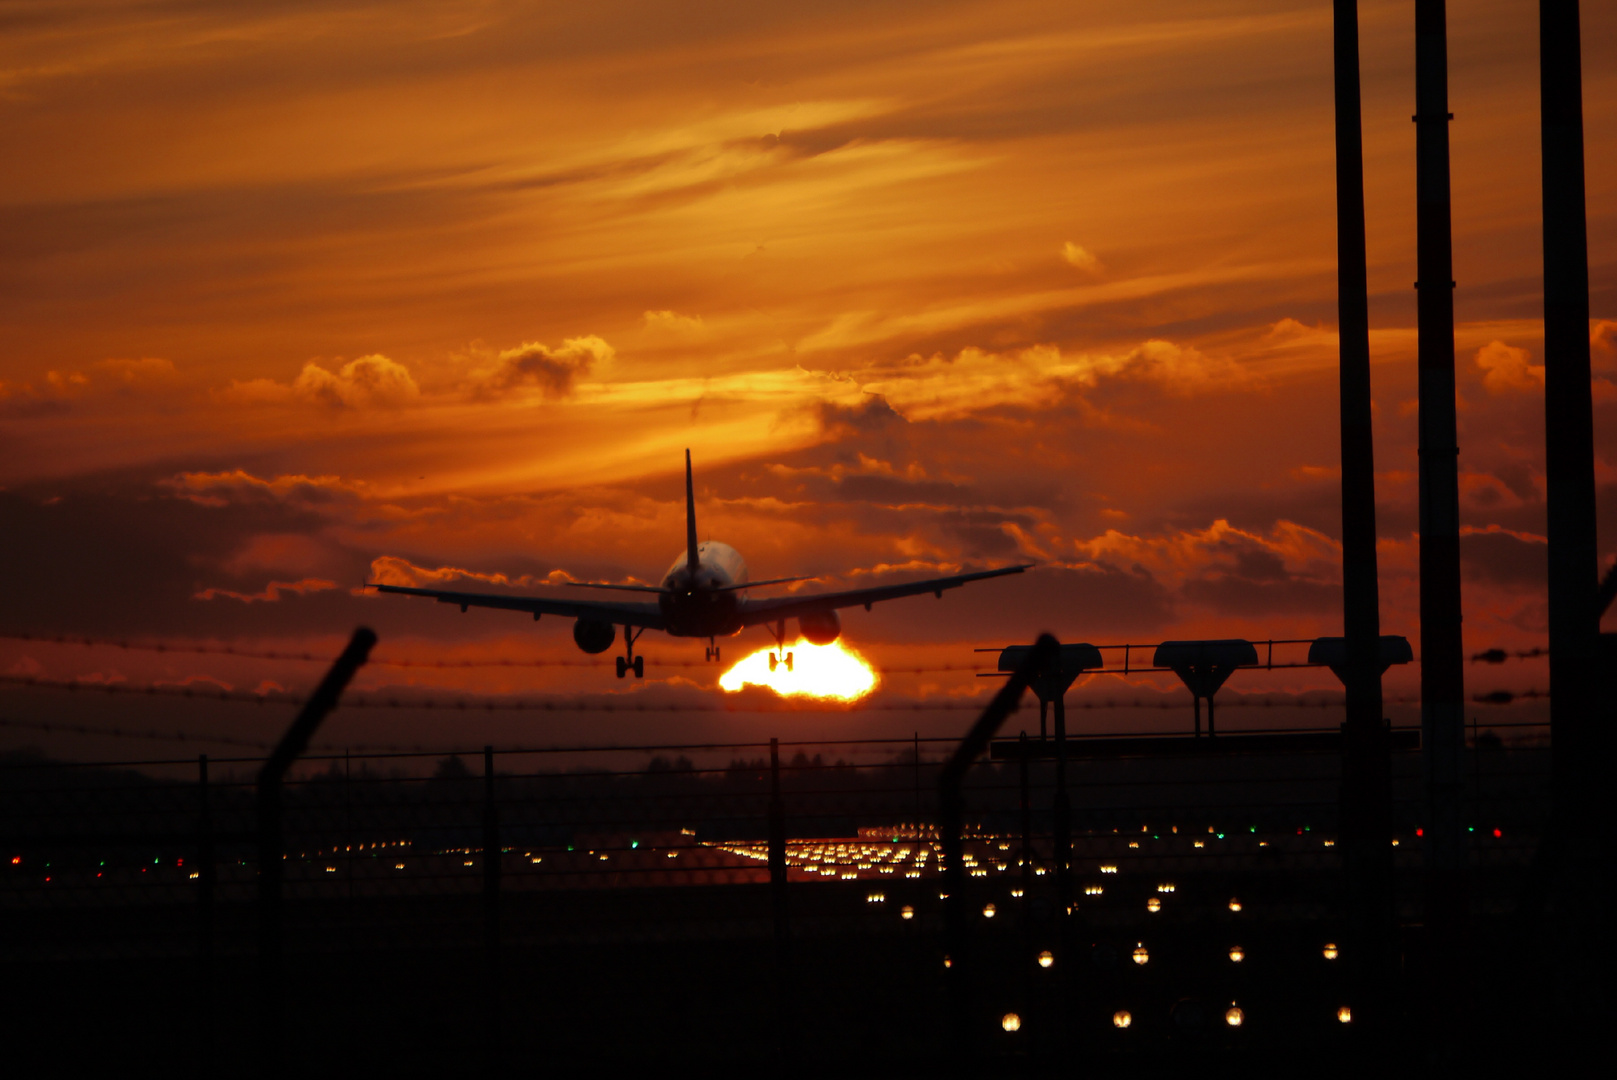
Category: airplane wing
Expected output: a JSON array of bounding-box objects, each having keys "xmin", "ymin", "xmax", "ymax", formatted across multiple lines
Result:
[
  {"xmin": 737, "ymin": 565, "xmax": 1031, "ymax": 627},
  {"xmin": 369, "ymin": 584, "xmax": 668, "ymax": 629}
]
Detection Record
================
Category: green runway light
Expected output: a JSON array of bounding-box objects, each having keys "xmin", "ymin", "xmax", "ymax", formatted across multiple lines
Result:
[
  {"xmin": 1217, "ymin": 834, "xmax": 1225, "ymax": 840},
  {"xmin": 630, "ymin": 840, "xmax": 639, "ymax": 849}
]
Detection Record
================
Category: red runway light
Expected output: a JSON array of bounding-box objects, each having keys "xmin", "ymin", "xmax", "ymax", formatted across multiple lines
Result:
[
  {"xmin": 1492, "ymin": 828, "xmax": 1502, "ymax": 838},
  {"xmin": 1415, "ymin": 828, "xmax": 1423, "ymax": 837}
]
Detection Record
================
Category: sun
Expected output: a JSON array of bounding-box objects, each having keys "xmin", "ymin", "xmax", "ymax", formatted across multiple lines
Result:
[{"xmin": 718, "ymin": 638, "xmax": 879, "ymax": 701}]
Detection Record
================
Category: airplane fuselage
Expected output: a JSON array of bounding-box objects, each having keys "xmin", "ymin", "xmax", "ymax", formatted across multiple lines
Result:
[{"xmin": 658, "ymin": 541, "xmax": 748, "ymax": 638}]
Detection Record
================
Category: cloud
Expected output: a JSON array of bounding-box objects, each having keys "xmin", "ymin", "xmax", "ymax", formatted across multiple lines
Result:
[
  {"xmin": 471, "ymin": 336, "xmax": 614, "ymax": 398},
  {"xmin": 92, "ymin": 357, "xmax": 178, "ymax": 385},
  {"xmin": 816, "ymin": 395, "xmax": 906, "ymax": 435},
  {"xmin": 162, "ymin": 470, "xmax": 360, "ymax": 507},
  {"xmin": 193, "ymin": 578, "xmax": 339, "ymax": 603},
  {"xmin": 367, "ymin": 555, "xmax": 575, "ymax": 590},
  {"xmin": 218, "ymin": 354, "xmax": 420, "ymax": 409},
  {"xmin": 643, "ymin": 309, "xmax": 704, "ymax": 332},
  {"xmin": 1060, "ymin": 241, "xmax": 1102, "ymax": 274},
  {"xmin": 1474, "ymin": 341, "xmax": 1543, "ymax": 394},
  {"xmin": 1460, "ymin": 526, "xmax": 1547, "ymax": 589}
]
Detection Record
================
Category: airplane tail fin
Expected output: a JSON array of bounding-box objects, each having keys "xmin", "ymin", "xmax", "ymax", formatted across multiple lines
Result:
[{"xmin": 685, "ymin": 449, "xmax": 700, "ymax": 572}]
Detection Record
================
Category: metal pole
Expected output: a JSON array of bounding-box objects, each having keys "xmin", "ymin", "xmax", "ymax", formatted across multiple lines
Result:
[
  {"xmin": 1018, "ymin": 732, "xmax": 1034, "ymax": 918},
  {"xmin": 1415, "ymin": 0, "xmax": 1467, "ymax": 1050},
  {"xmin": 197, "ymin": 753, "xmax": 215, "ymax": 1066},
  {"xmin": 940, "ymin": 634, "xmax": 1057, "ymax": 1065},
  {"xmin": 1051, "ymin": 693, "xmax": 1072, "ymax": 926},
  {"xmin": 1336, "ymin": 1, "xmax": 1395, "ymax": 1050},
  {"xmin": 1540, "ymin": 0, "xmax": 1600, "ymax": 1053},
  {"xmin": 256, "ymin": 627, "xmax": 376, "ymax": 1078},
  {"xmin": 768, "ymin": 738, "xmax": 789, "ymax": 944},
  {"xmin": 482, "ymin": 744, "xmax": 501, "ymax": 1066},
  {"xmin": 913, "ymin": 731, "xmax": 921, "ymax": 826},
  {"xmin": 768, "ymin": 737, "xmax": 791, "ymax": 1051}
]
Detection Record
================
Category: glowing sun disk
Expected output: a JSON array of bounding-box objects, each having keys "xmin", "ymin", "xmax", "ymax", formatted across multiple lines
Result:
[{"xmin": 718, "ymin": 638, "xmax": 878, "ymax": 700}]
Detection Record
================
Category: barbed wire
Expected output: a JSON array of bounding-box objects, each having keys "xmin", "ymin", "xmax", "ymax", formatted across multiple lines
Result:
[
  {"xmin": 0, "ymin": 630, "xmax": 992, "ymax": 675},
  {"xmin": 1470, "ymin": 647, "xmax": 1549, "ymax": 664},
  {"xmin": 0, "ymin": 671, "xmax": 1472, "ymax": 712},
  {"xmin": 0, "ymin": 715, "xmax": 424, "ymax": 754}
]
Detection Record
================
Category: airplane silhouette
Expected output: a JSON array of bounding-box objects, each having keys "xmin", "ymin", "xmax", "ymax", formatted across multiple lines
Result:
[{"xmin": 372, "ymin": 450, "xmax": 1029, "ymax": 678}]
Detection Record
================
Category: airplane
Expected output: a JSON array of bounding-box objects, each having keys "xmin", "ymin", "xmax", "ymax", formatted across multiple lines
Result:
[{"xmin": 371, "ymin": 450, "xmax": 1030, "ymax": 678}]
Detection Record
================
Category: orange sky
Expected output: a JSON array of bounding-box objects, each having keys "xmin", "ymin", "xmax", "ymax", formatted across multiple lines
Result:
[{"xmin": 1, "ymin": 0, "xmax": 1613, "ymax": 756}]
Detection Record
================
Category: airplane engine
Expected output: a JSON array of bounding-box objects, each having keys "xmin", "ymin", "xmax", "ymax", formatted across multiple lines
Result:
[
  {"xmin": 572, "ymin": 619, "xmax": 615, "ymax": 654},
  {"xmin": 798, "ymin": 610, "xmax": 841, "ymax": 646}
]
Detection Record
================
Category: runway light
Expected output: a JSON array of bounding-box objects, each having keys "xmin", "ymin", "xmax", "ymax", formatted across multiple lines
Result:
[
  {"xmin": 1132, "ymin": 944, "xmax": 1149, "ymax": 965},
  {"xmin": 983, "ymin": 903, "xmax": 997, "ymax": 918},
  {"xmin": 1100, "ymin": 864, "xmax": 1117, "ymax": 874},
  {"xmin": 1228, "ymin": 945, "xmax": 1244, "ymax": 963},
  {"xmin": 1037, "ymin": 950, "xmax": 1054, "ymax": 969},
  {"xmin": 1225, "ymin": 1006, "xmax": 1244, "ymax": 1027},
  {"xmin": 943, "ymin": 955, "xmax": 952, "ymax": 969},
  {"xmin": 1338, "ymin": 1006, "xmax": 1352, "ymax": 1024},
  {"xmin": 1001, "ymin": 1013, "xmax": 1021, "ymax": 1032},
  {"xmin": 1112, "ymin": 1010, "xmax": 1132, "ymax": 1029},
  {"xmin": 1147, "ymin": 898, "xmax": 1161, "ymax": 912},
  {"xmin": 866, "ymin": 892, "xmax": 885, "ymax": 903},
  {"xmin": 1085, "ymin": 885, "xmax": 1103, "ymax": 895},
  {"xmin": 1323, "ymin": 943, "xmax": 1339, "ymax": 960},
  {"xmin": 901, "ymin": 905, "xmax": 915, "ymax": 920},
  {"xmin": 1011, "ymin": 888, "xmax": 1024, "ymax": 898},
  {"xmin": 718, "ymin": 638, "xmax": 878, "ymax": 700},
  {"xmin": 1229, "ymin": 898, "xmax": 1243, "ymax": 912}
]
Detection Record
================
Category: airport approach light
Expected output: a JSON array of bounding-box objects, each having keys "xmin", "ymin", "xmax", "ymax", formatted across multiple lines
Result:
[
  {"xmin": 1322, "ymin": 943, "xmax": 1339, "ymax": 960},
  {"xmin": 900, "ymin": 905, "xmax": 914, "ymax": 920},
  {"xmin": 1338, "ymin": 1006, "xmax": 1352, "ymax": 1024},
  {"xmin": 1147, "ymin": 898, "xmax": 1161, "ymax": 912},
  {"xmin": 1001, "ymin": 1013, "xmax": 1021, "ymax": 1033},
  {"xmin": 718, "ymin": 637, "xmax": 877, "ymax": 700},
  {"xmin": 1228, "ymin": 898, "xmax": 1243, "ymax": 912},
  {"xmin": 1228, "ymin": 946, "xmax": 1245, "ymax": 963},
  {"xmin": 982, "ymin": 903, "xmax": 996, "ymax": 918},
  {"xmin": 1132, "ymin": 945, "xmax": 1149, "ymax": 965},
  {"xmin": 1112, "ymin": 1011, "xmax": 1132, "ymax": 1029},
  {"xmin": 1225, "ymin": 1006, "xmax": 1244, "ymax": 1027},
  {"xmin": 1037, "ymin": 951, "xmax": 1054, "ymax": 969}
]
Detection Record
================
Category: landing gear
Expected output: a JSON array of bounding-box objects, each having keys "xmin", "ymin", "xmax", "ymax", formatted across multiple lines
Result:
[
  {"xmin": 705, "ymin": 640, "xmax": 722, "ymax": 663},
  {"xmin": 767, "ymin": 620, "xmax": 793, "ymax": 673},
  {"xmin": 617, "ymin": 627, "xmax": 645, "ymax": 679}
]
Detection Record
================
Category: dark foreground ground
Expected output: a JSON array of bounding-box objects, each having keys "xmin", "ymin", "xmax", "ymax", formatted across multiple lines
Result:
[{"xmin": 0, "ymin": 879, "xmax": 1574, "ymax": 1078}]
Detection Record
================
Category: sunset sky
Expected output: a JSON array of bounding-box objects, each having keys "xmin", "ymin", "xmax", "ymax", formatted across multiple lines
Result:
[{"xmin": 2, "ymin": 0, "xmax": 1612, "ymax": 759}]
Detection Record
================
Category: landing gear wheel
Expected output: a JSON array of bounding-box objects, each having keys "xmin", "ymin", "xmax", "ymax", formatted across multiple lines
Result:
[
  {"xmin": 615, "ymin": 656, "xmax": 627, "ymax": 679},
  {"xmin": 713, "ymin": 645, "xmax": 720, "ymax": 663},
  {"xmin": 785, "ymin": 651, "xmax": 793, "ymax": 673},
  {"xmin": 633, "ymin": 656, "xmax": 644, "ymax": 679},
  {"xmin": 768, "ymin": 652, "xmax": 778, "ymax": 672},
  {"xmin": 705, "ymin": 647, "xmax": 712, "ymax": 662}
]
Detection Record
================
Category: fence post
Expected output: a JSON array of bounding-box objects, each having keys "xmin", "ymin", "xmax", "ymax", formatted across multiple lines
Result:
[
  {"xmin": 197, "ymin": 753, "xmax": 215, "ymax": 1066},
  {"xmin": 768, "ymin": 737, "xmax": 791, "ymax": 1049},
  {"xmin": 940, "ymin": 634, "xmax": 1057, "ymax": 1067},
  {"xmin": 482, "ymin": 744, "xmax": 502, "ymax": 1067},
  {"xmin": 1052, "ymin": 692, "xmax": 1073, "ymax": 928},
  {"xmin": 256, "ymin": 627, "xmax": 376, "ymax": 1078}
]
